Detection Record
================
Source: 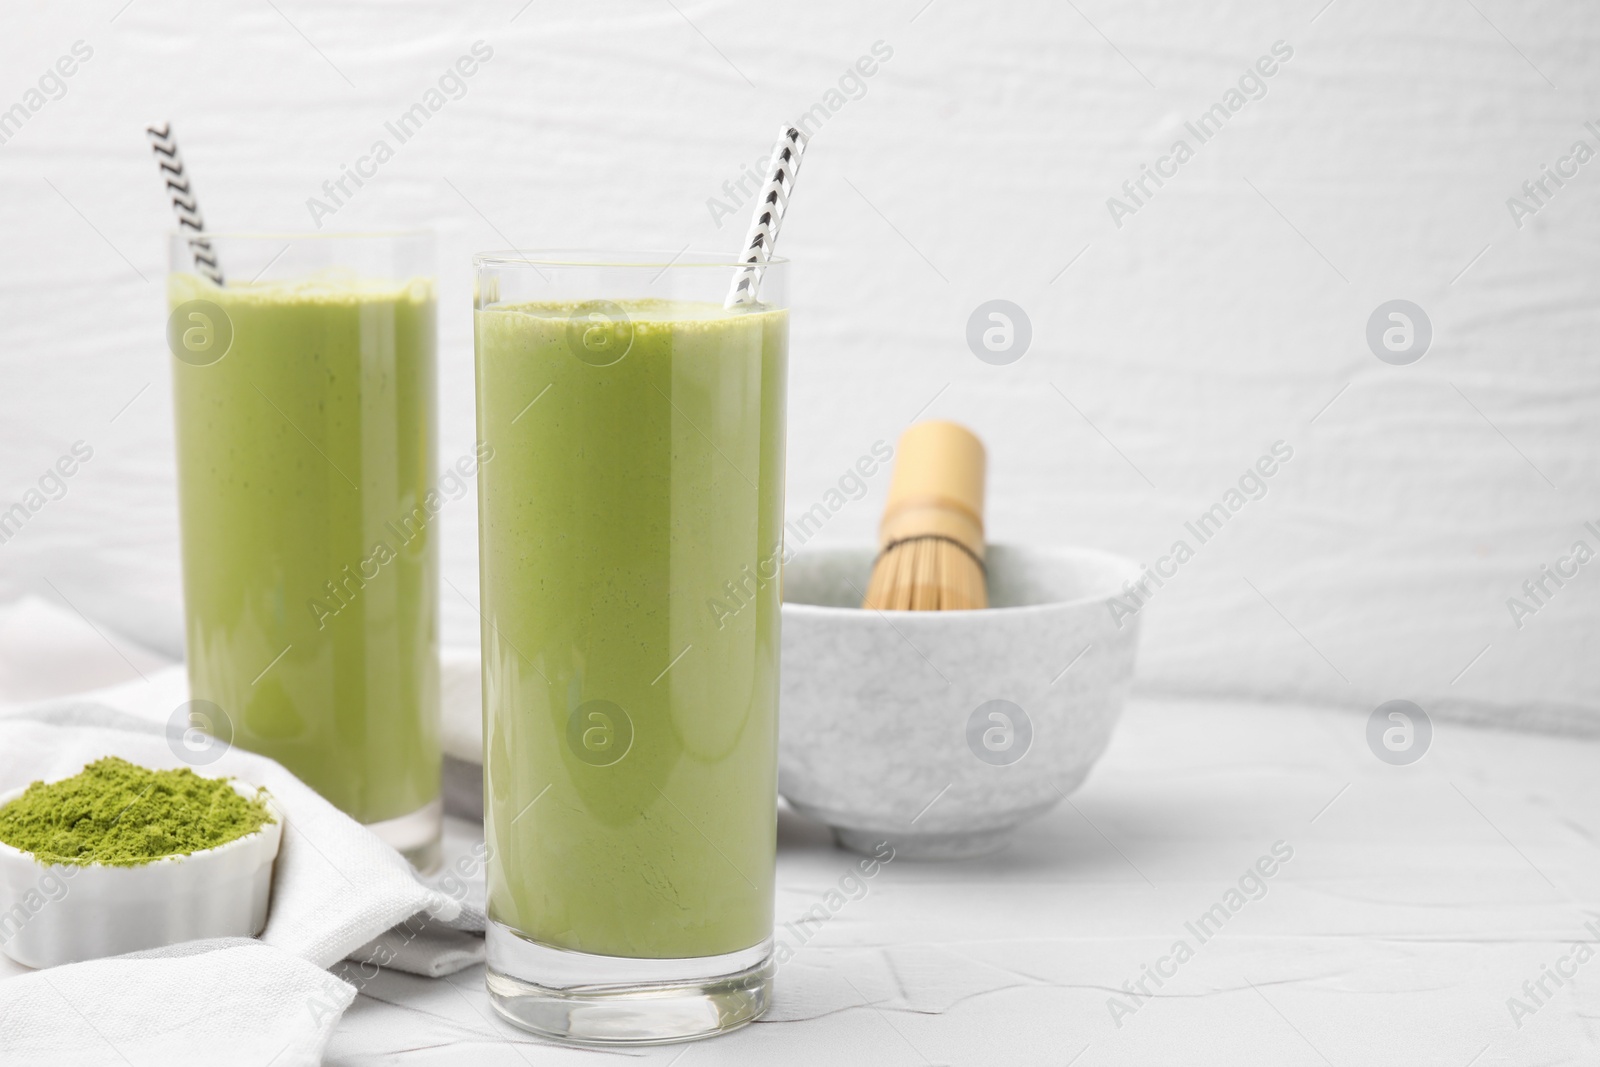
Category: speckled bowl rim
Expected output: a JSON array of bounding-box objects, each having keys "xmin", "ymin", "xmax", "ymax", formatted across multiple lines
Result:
[{"xmin": 781, "ymin": 543, "xmax": 1142, "ymax": 619}]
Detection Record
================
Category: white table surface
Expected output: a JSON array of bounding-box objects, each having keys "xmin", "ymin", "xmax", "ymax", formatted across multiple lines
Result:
[{"xmin": 311, "ymin": 695, "xmax": 1600, "ymax": 1067}]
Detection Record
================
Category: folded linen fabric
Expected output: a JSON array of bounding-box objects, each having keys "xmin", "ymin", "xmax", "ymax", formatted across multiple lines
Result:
[{"xmin": 0, "ymin": 938, "xmax": 355, "ymax": 1067}]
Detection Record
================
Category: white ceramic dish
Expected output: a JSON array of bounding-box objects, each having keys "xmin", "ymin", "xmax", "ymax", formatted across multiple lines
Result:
[
  {"xmin": 0, "ymin": 778, "xmax": 283, "ymax": 968},
  {"xmin": 780, "ymin": 544, "xmax": 1141, "ymax": 859}
]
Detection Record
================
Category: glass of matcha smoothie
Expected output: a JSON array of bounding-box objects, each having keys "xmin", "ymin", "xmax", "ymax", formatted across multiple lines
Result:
[
  {"xmin": 167, "ymin": 232, "xmax": 441, "ymax": 871},
  {"xmin": 474, "ymin": 251, "xmax": 787, "ymax": 1044}
]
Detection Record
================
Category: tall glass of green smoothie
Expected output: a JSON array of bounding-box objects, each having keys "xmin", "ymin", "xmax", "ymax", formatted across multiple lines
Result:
[
  {"xmin": 474, "ymin": 252, "xmax": 788, "ymax": 1044},
  {"xmin": 167, "ymin": 232, "xmax": 441, "ymax": 871}
]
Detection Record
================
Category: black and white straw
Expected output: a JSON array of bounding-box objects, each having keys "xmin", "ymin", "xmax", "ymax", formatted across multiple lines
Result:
[
  {"xmin": 147, "ymin": 123, "xmax": 225, "ymax": 286},
  {"xmin": 724, "ymin": 125, "xmax": 808, "ymax": 308}
]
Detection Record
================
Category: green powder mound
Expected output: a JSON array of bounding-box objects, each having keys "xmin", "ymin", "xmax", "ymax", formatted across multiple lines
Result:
[{"xmin": 0, "ymin": 757, "xmax": 275, "ymax": 867}]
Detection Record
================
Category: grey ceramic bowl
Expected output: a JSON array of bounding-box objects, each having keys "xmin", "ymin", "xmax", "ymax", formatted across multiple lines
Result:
[{"xmin": 779, "ymin": 544, "xmax": 1141, "ymax": 859}]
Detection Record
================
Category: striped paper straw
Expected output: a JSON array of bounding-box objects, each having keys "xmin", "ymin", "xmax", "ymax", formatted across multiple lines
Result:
[
  {"xmin": 147, "ymin": 123, "xmax": 225, "ymax": 286},
  {"xmin": 724, "ymin": 125, "xmax": 808, "ymax": 308}
]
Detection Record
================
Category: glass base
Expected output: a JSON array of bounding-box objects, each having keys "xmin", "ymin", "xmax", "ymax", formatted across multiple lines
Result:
[
  {"xmin": 485, "ymin": 921, "xmax": 774, "ymax": 1045},
  {"xmin": 365, "ymin": 800, "xmax": 443, "ymax": 874}
]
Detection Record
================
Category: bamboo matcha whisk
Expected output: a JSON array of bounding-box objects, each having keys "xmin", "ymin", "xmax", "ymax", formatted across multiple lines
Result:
[{"xmin": 861, "ymin": 421, "xmax": 988, "ymax": 611}]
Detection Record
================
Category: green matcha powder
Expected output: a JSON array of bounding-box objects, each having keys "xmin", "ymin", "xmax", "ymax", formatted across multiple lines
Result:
[{"xmin": 0, "ymin": 757, "xmax": 274, "ymax": 866}]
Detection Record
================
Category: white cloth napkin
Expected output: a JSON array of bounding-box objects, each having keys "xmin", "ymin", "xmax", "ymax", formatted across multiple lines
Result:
[
  {"xmin": 0, "ymin": 938, "xmax": 355, "ymax": 1067},
  {"xmin": 0, "ymin": 702, "xmax": 484, "ymax": 1066}
]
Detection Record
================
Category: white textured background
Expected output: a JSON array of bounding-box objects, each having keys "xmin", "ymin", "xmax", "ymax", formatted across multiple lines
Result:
[{"xmin": 0, "ymin": 0, "xmax": 1595, "ymax": 731}]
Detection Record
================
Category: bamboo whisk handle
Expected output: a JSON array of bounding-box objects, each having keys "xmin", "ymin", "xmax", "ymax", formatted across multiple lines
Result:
[
  {"xmin": 862, "ymin": 421, "xmax": 989, "ymax": 611},
  {"xmin": 878, "ymin": 420, "xmax": 986, "ymax": 558}
]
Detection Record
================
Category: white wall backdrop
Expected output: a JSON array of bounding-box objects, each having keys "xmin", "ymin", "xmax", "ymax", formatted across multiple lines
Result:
[{"xmin": 0, "ymin": 0, "xmax": 1595, "ymax": 731}]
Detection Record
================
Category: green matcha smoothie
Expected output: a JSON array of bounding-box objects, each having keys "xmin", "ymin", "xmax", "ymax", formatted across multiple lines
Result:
[
  {"xmin": 476, "ymin": 296, "xmax": 786, "ymax": 959},
  {"xmin": 169, "ymin": 267, "xmax": 439, "ymax": 835}
]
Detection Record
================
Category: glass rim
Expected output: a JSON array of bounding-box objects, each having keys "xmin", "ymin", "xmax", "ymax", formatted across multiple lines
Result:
[
  {"xmin": 473, "ymin": 249, "xmax": 790, "ymax": 270},
  {"xmin": 167, "ymin": 229, "xmax": 434, "ymax": 243}
]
